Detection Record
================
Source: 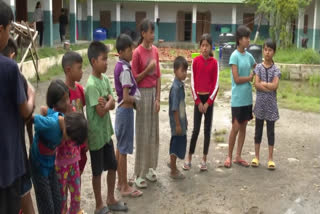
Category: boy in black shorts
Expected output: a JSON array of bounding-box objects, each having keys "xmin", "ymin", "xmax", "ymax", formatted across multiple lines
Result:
[{"xmin": 85, "ymin": 41, "xmax": 128, "ymax": 213}]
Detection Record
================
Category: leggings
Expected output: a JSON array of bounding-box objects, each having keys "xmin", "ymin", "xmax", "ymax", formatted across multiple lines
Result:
[
  {"xmin": 55, "ymin": 162, "xmax": 81, "ymax": 214},
  {"xmin": 31, "ymin": 168, "xmax": 61, "ymax": 214},
  {"xmin": 254, "ymin": 118, "xmax": 275, "ymax": 146},
  {"xmin": 189, "ymin": 95, "xmax": 214, "ymax": 155}
]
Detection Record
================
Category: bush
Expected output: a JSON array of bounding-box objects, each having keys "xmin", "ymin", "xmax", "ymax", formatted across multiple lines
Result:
[{"xmin": 274, "ymin": 48, "xmax": 320, "ymax": 64}]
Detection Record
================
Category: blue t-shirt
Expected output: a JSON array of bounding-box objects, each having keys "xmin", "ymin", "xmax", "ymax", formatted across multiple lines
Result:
[
  {"xmin": 229, "ymin": 49, "xmax": 256, "ymax": 107},
  {"xmin": 0, "ymin": 55, "xmax": 27, "ymax": 188},
  {"xmin": 31, "ymin": 108, "xmax": 63, "ymax": 177},
  {"xmin": 169, "ymin": 78, "xmax": 187, "ymax": 136}
]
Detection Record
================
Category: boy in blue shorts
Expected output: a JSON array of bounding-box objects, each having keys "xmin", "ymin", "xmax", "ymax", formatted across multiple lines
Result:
[
  {"xmin": 169, "ymin": 56, "xmax": 188, "ymax": 179},
  {"xmin": 114, "ymin": 34, "xmax": 142, "ymax": 197}
]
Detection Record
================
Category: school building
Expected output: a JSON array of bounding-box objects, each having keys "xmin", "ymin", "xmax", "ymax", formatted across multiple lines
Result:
[{"xmin": 2, "ymin": 0, "xmax": 320, "ymax": 50}]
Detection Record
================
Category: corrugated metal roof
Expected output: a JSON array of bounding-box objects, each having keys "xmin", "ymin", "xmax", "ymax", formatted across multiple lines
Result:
[{"xmin": 111, "ymin": 0, "xmax": 243, "ymax": 3}]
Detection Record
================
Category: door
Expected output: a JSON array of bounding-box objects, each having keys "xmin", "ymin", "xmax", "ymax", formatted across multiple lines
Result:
[
  {"xmin": 15, "ymin": 0, "xmax": 27, "ymax": 22},
  {"xmin": 52, "ymin": 0, "xmax": 62, "ymax": 24},
  {"xmin": 100, "ymin": 11, "xmax": 111, "ymax": 29},
  {"xmin": 177, "ymin": 11, "xmax": 185, "ymax": 41},
  {"xmin": 196, "ymin": 12, "xmax": 211, "ymax": 42},
  {"xmin": 184, "ymin": 13, "xmax": 192, "ymax": 41},
  {"xmin": 243, "ymin": 13, "xmax": 254, "ymax": 32},
  {"xmin": 135, "ymin": 12, "xmax": 146, "ymax": 32}
]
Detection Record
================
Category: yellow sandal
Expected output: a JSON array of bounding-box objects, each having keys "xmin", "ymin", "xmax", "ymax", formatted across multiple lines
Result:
[
  {"xmin": 251, "ymin": 157, "xmax": 260, "ymax": 167},
  {"xmin": 268, "ymin": 160, "xmax": 276, "ymax": 170}
]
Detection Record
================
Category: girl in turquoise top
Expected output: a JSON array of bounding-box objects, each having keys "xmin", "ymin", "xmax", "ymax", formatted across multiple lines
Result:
[
  {"xmin": 31, "ymin": 80, "xmax": 88, "ymax": 214},
  {"xmin": 224, "ymin": 25, "xmax": 256, "ymax": 168}
]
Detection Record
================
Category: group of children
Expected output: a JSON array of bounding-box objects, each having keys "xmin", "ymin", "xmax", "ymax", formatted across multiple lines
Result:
[{"xmin": 0, "ymin": 2, "xmax": 281, "ymax": 213}]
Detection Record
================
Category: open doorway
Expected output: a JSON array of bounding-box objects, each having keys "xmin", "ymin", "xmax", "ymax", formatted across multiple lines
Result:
[
  {"xmin": 177, "ymin": 11, "xmax": 192, "ymax": 41},
  {"xmin": 15, "ymin": 0, "xmax": 27, "ymax": 22}
]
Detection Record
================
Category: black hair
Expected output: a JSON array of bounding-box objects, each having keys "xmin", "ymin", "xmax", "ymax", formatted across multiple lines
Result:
[
  {"xmin": 263, "ymin": 38, "xmax": 277, "ymax": 53},
  {"xmin": 1, "ymin": 37, "xmax": 18, "ymax": 57},
  {"xmin": 65, "ymin": 112, "xmax": 88, "ymax": 145},
  {"xmin": 200, "ymin": 34, "xmax": 214, "ymax": 57},
  {"xmin": 173, "ymin": 56, "xmax": 188, "ymax": 72},
  {"xmin": 116, "ymin": 34, "xmax": 133, "ymax": 53},
  {"xmin": 61, "ymin": 8, "xmax": 65, "ymax": 13},
  {"xmin": 36, "ymin": 1, "xmax": 41, "ymax": 9},
  {"xmin": 46, "ymin": 79, "xmax": 69, "ymax": 109},
  {"xmin": 87, "ymin": 41, "xmax": 109, "ymax": 66},
  {"xmin": 62, "ymin": 51, "xmax": 83, "ymax": 71},
  {"xmin": 236, "ymin": 25, "xmax": 251, "ymax": 46},
  {"xmin": 138, "ymin": 19, "xmax": 155, "ymax": 45},
  {"xmin": 0, "ymin": 1, "xmax": 14, "ymax": 29}
]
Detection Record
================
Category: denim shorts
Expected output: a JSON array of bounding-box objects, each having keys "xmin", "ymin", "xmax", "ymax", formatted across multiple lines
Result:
[{"xmin": 115, "ymin": 107, "xmax": 134, "ymax": 155}]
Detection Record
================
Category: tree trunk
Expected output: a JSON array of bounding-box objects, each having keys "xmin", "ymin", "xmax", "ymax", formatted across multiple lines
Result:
[{"xmin": 254, "ymin": 14, "xmax": 263, "ymax": 43}]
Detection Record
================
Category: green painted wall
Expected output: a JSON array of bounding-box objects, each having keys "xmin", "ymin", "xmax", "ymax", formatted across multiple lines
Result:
[
  {"xmin": 87, "ymin": 16, "xmax": 93, "ymax": 40},
  {"xmin": 192, "ymin": 23, "xmax": 196, "ymax": 43}
]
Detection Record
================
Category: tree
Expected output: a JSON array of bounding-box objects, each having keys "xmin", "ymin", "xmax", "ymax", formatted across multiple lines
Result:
[{"xmin": 244, "ymin": 0, "xmax": 311, "ymax": 48}]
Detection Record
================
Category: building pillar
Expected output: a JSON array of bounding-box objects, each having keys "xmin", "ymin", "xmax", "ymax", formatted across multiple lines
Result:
[
  {"xmin": 312, "ymin": 0, "xmax": 320, "ymax": 49},
  {"xmin": 297, "ymin": 8, "xmax": 305, "ymax": 48},
  {"xmin": 77, "ymin": 2, "xmax": 82, "ymax": 40},
  {"xmin": 232, "ymin": 5, "xmax": 237, "ymax": 33},
  {"xmin": 4, "ymin": 0, "xmax": 15, "ymax": 18},
  {"xmin": 70, "ymin": 0, "xmax": 77, "ymax": 43},
  {"xmin": 116, "ymin": 3, "xmax": 121, "ymax": 37},
  {"xmin": 43, "ymin": 0, "xmax": 53, "ymax": 47},
  {"xmin": 154, "ymin": 4, "xmax": 159, "ymax": 42},
  {"xmin": 192, "ymin": 4, "xmax": 197, "ymax": 43},
  {"xmin": 87, "ymin": 0, "xmax": 93, "ymax": 41}
]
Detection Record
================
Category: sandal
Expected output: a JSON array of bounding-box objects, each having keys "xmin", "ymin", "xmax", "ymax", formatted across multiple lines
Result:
[
  {"xmin": 251, "ymin": 157, "xmax": 260, "ymax": 167},
  {"xmin": 135, "ymin": 177, "xmax": 147, "ymax": 188},
  {"xmin": 199, "ymin": 162, "xmax": 208, "ymax": 171},
  {"xmin": 233, "ymin": 159, "xmax": 250, "ymax": 167},
  {"xmin": 224, "ymin": 157, "xmax": 232, "ymax": 168},
  {"xmin": 268, "ymin": 160, "xmax": 276, "ymax": 170},
  {"xmin": 121, "ymin": 189, "xmax": 143, "ymax": 198},
  {"xmin": 145, "ymin": 168, "xmax": 157, "ymax": 182},
  {"xmin": 182, "ymin": 162, "xmax": 191, "ymax": 170},
  {"xmin": 108, "ymin": 201, "xmax": 128, "ymax": 212},
  {"xmin": 77, "ymin": 209, "xmax": 87, "ymax": 214},
  {"xmin": 94, "ymin": 206, "xmax": 111, "ymax": 214}
]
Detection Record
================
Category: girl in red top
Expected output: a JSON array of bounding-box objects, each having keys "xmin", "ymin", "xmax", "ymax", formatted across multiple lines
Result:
[
  {"xmin": 131, "ymin": 19, "xmax": 161, "ymax": 188},
  {"xmin": 183, "ymin": 34, "xmax": 219, "ymax": 171}
]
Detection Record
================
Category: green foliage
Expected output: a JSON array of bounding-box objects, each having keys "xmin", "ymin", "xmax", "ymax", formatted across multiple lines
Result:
[
  {"xmin": 245, "ymin": 0, "xmax": 312, "ymax": 48},
  {"xmin": 274, "ymin": 48, "xmax": 320, "ymax": 64}
]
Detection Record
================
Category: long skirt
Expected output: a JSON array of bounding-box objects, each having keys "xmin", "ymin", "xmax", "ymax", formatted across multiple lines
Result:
[{"xmin": 134, "ymin": 88, "xmax": 159, "ymax": 178}]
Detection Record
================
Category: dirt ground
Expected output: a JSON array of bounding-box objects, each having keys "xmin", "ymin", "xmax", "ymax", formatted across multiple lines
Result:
[{"xmin": 29, "ymin": 56, "xmax": 320, "ymax": 214}]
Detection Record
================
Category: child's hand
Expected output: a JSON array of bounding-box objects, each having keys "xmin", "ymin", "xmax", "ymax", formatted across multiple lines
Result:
[
  {"xmin": 98, "ymin": 97, "xmax": 107, "ymax": 107},
  {"xmin": 154, "ymin": 99, "xmax": 160, "ymax": 113},
  {"xmin": 203, "ymin": 103, "xmax": 209, "ymax": 113},
  {"xmin": 249, "ymin": 72, "xmax": 254, "ymax": 81},
  {"xmin": 198, "ymin": 103, "xmax": 204, "ymax": 113},
  {"xmin": 147, "ymin": 59, "xmax": 157, "ymax": 73},
  {"xmin": 176, "ymin": 124, "xmax": 182, "ymax": 136}
]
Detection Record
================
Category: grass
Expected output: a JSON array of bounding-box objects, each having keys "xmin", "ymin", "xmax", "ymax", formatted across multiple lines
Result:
[
  {"xmin": 274, "ymin": 48, "xmax": 320, "ymax": 64},
  {"xmin": 218, "ymin": 68, "xmax": 320, "ymax": 113},
  {"xmin": 18, "ymin": 39, "xmax": 116, "ymax": 62},
  {"xmin": 30, "ymin": 54, "xmax": 90, "ymax": 83}
]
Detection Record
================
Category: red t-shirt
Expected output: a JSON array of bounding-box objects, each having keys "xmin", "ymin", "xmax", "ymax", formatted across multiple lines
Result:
[
  {"xmin": 191, "ymin": 55, "xmax": 219, "ymax": 106},
  {"xmin": 55, "ymin": 83, "xmax": 86, "ymax": 167},
  {"xmin": 131, "ymin": 45, "xmax": 161, "ymax": 88}
]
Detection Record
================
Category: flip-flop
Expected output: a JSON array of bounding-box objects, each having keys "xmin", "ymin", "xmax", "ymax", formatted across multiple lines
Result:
[
  {"xmin": 108, "ymin": 201, "xmax": 128, "ymax": 212},
  {"xmin": 199, "ymin": 162, "xmax": 208, "ymax": 171},
  {"xmin": 170, "ymin": 171, "xmax": 185, "ymax": 179},
  {"xmin": 251, "ymin": 157, "xmax": 260, "ymax": 167},
  {"xmin": 145, "ymin": 168, "xmax": 157, "ymax": 182},
  {"xmin": 135, "ymin": 177, "xmax": 147, "ymax": 188},
  {"xmin": 77, "ymin": 209, "xmax": 87, "ymax": 214},
  {"xmin": 224, "ymin": 158, "xmax": 232, "ymax": 168},
  {"xmin": 121, "ymin": 189, "xmax": 143, "ymax": 198},
  {"xmin": 268, "ymin": 160, "xmax": 276, "ymax": 170},
  {"xmin": 182, "ymin": 162, "xmax": 191, "ymax": 170},
  {"xmin": 233, "ymin": 159, "xmax": 250, "ymax": 167},
  {"xmin": 94, "ymin": 206, "xmax": 111, "ymax": 214}
]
